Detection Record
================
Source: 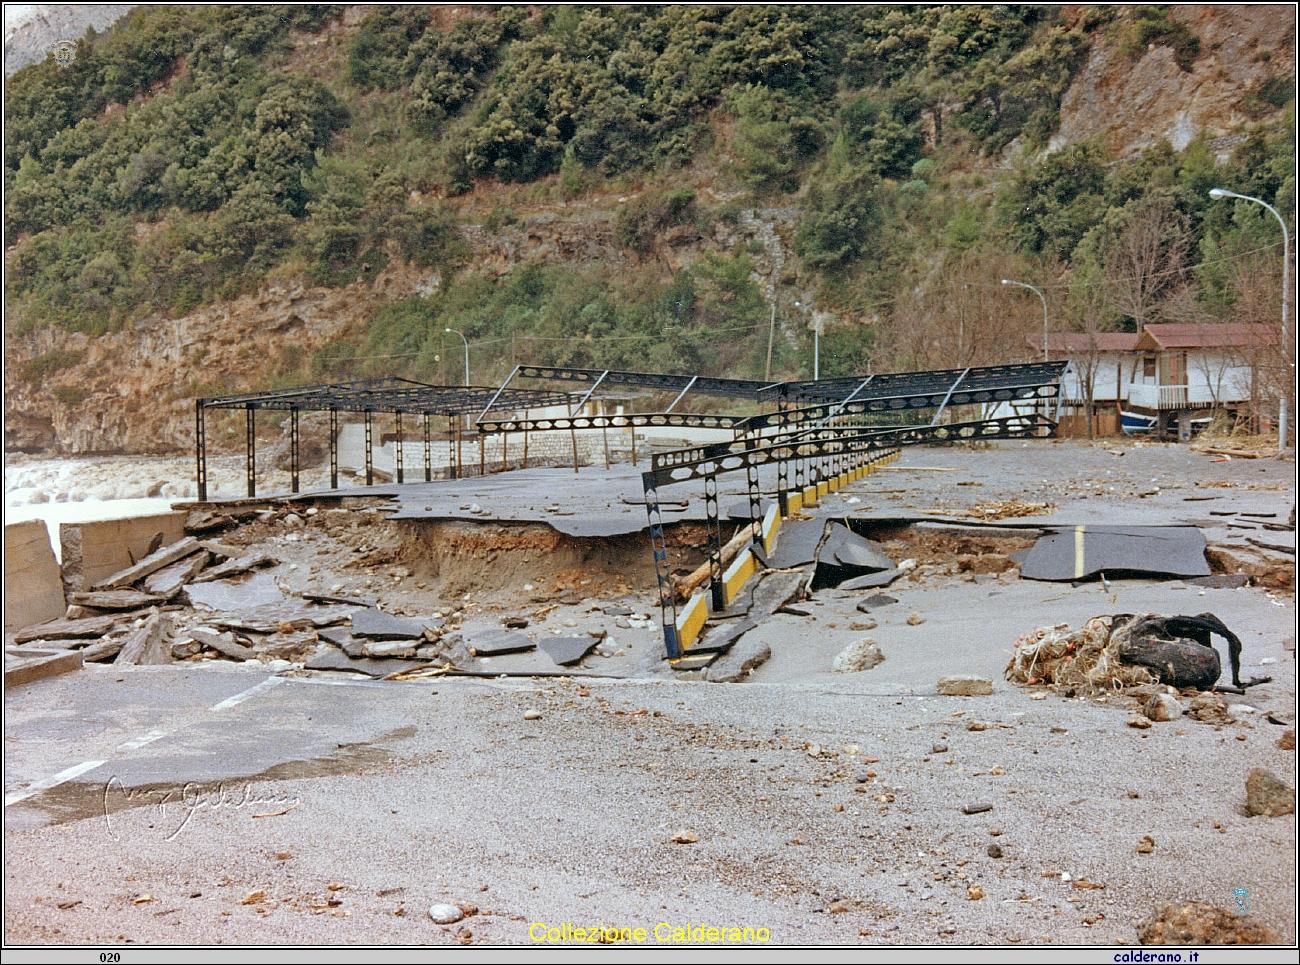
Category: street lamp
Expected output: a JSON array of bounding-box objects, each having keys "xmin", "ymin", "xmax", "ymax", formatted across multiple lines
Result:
[
  {"xmin": 1208, "ymin": 188, "xmax": 1291, "ymax": 452},
  {"xmin": 1002, "ymin": 279, "xmax": 1049, "ymax": 362},
  {"xmin": 445, "ymin": 327, "xmax": 470, "ymax": 387}
]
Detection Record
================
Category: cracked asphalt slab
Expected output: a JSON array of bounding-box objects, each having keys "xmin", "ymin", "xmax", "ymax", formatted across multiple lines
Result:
[{"xmin": 4, "ymin": 439, "xmax": 1295, "ymax": 946}]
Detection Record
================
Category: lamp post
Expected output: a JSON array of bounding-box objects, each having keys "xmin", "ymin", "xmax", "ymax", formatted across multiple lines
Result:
[
  {"xmin": 445, "ymin": 327, "xmax": 470, "ymax": 387},
  {"xmin": 1002, "ymin": 279, "xmax": 1049, "ymax": 362},
  {"xmin": 1208, "ymin": 188, "xmax": 1291, "ymax": 452},
  {"xmin": 446, "ymin": 327, "xmax": 471, "ymax": 430}
]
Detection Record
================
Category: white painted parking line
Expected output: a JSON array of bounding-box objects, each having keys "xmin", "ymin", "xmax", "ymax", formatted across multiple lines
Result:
[
  {"xmin": 116, "ymin": 729, "xmax": 169, "ymax": 751},
  {"xmin": 5, "ymin": 760, "xmax": 107, "ymax": 808},
  {"xmin": 285, "ymin": 676, "xmax": 387, "ymax": 688},
  {"xmin": 209, "ymin": 676, "xmax": 285, "ymax": 711}
]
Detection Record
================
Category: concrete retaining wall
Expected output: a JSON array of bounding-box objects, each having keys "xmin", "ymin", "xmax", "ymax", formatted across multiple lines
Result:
[
  {"xmin": 59, "ymin": 511, "xmax": 187, "ymax": 596},
  {"xmin": 4, "ymin": 520, "xmax": 66, "ymax": 632}
]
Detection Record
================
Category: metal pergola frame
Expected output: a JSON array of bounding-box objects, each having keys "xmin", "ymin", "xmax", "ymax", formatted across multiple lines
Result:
[{"xmin": 195, "ymin": 378, "xmax": 575, "ymax": 499}]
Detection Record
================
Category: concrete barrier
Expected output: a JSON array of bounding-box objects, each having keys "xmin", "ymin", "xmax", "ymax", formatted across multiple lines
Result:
[
  {"xmin": 4, "ymin": 520, "xmax": 66, "ymax": 632},
  {"xmin": 59, "ymin": 512, "xmax": 187, "ymax": 597}
]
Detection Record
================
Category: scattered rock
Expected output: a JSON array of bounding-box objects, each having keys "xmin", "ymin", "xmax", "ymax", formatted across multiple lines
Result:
[
  {"xmin": 1136, "ymin": 835, "xmax": 1155, "ymax": 853},
  {"xmin": 961, "ymin": 802, "xmax": 993, "ymax": 815},
  {"xmin": 1128, "ymin": 716, "xmax": 1153, "ymax": 730},
  {"xmin": 1138, "ymin": 901, "xmax": 1280, "ymax": 945},
  {"xmin": 670, "ymin": 830, "xmax": 699, "ymax": 845},
  {"xmin": 1244, "ymin": 768, "xmax": 1295, "ymax": 817},
  {"xmin": 241, "ymin": 890, "xmax": 266, "ymax": 905},
  {"xmin": 850, "ymin": 619, "xmax": 878, "ymax": 631},
  {"xmin": 906, "ymin": 612, "xmax": 926, "ymax": 626},
  {"xmin": 832, "ymin": 639, "xmax": 885, "ymax": 673},
  {"xmin": 1279, "ymin": 730, "xmax": 1295, "ymax": 751},
  {"xmin": 987, "ymin": 844, "xmax": 1004, "ymax": 858},
  {"xmin": 170, "ymin": 638, "xmax": 201, "ymax": 659},
  {"xmin": 1188, "ymin": 693, "xmax": 1231, "ymax": 722},
  {"xmin": 966, "ymin": 720, "xmax": 990, "ymax": 732},
  {"xmin": 937, "ymin": 675, "xmax": 992, "ymax": 696},
  {"xmin": 1144, "ymin": 693, "xmax": 1184, "ymax": 722},
  {"xmin": 428, "ymin": 903, "xmax": 464, "ymax": 924},
  {"xmin": 523, "ymin": 710, "xmax": 542, "ymax": 721},
  {"xmin": 932, "ymin": 743, "xmax": 948, "ymax": 754},
  {"xmin": 967, "ymin": 885, "xmax": 985, "ymax": 900}
]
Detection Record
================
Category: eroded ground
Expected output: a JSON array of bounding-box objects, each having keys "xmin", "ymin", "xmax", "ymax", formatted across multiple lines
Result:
[{"xmin": 4, "ymin": 439, "xmax": 1295, "ymax": 946}]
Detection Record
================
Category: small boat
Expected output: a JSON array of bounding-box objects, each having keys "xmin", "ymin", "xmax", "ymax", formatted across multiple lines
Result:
[{"xmin": 1121, "ymin": 410, "xmax": 1157, "ymax": 434}]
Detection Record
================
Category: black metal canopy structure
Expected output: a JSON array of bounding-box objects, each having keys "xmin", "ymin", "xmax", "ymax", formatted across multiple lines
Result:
[
  {"xmin": 195, "ymin": 377, "xmax": 574, "ymax": 500},
  {"xmin": 188, "ymin": 359, "xmax": 1073, "ymax": 662}
]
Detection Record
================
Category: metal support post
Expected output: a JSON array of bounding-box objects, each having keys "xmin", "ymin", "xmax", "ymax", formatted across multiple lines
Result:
[
  {"xmin": 245, "ymin": 405, "xmax": 256, "ymax": 498},
  {"xmin": 195, "ymin": 400, "xmax": 207, "ymax": 502},
  {"xmin": 364, "ymin": 411, "xmax": 373, "ymax": 486},
  {"xmin": 395, "ymin": 411, "xmax": 404, "ymax": 485},
  {"xmin": 329, "ymin": 409, "xmax": 338, "ymax": 489},
  {"xmin": 645, "ymin": 481, "xmax": 680, "ymax": 659},
  {"xmin": 746, "ymin": 459, "xmax": 763, "ymax": 549},
  {"xmin": 479, "ymin": 433, "xmax": 485, "ymax": 477},
  {"xmin": 290, "ymin": 409, "xmax": 300, "ymax": 494},
  {"xmin": 448, "ymin": 416, "xmax": 459, "ymax": 480},
  {"xmin": 570, "ymin": 426, "xmax": 579, "ymax": 474},
  {"xmin": 503, "ymin": 431, "xmax": 510, "ymax": 471},
  {"xmin": 704, "ymin": 473, "xmax": 725, "ymax": 614},
  {"xmin": 522, "ymin": 409, "xmax": 529, "ymax": 469},
  {"xmin": 423, "ymin": 413, "xmax": 431, "ymax": 482}
]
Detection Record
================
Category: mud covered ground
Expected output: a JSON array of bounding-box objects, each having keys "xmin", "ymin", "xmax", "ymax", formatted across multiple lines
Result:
[{"xmin": 4, "ymin": 439, "xmax": 1295, "ymax": 947}]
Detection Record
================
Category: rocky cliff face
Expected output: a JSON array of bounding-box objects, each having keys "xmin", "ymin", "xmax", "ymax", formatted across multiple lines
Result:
[
  {"xmin": 5, "ymin": 260, "xmax": 443, "ymax": 454},
  {"xmin": 1051, "ymin": 5, "xmax": 1295, "ymax": 159},
  {"xmin": 5, "ymin": 205, "xmax": 806, "ymax": 456},
  {"xmin": 4, "ymin": 4, "xmax": 136, "ymax": 76}
]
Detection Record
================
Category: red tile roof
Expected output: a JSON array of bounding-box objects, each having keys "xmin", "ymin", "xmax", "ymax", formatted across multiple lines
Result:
[{"xmin": 1136, "ymin": 323, "xmax": 1278, "ymax": 350}]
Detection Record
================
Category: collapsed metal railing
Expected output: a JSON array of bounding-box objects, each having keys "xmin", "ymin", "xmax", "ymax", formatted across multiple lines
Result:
[{"xmin": 627, "ymin": 360, "xmax": 1072, "ymax": 658}]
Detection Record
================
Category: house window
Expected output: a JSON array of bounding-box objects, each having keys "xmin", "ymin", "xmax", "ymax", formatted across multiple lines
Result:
[{"xmin": 1143, "ymin": 356, "xmax": 1156, "ymax": 379}]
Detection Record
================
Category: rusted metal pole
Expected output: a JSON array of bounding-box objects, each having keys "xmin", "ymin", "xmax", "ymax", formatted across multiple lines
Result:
[{"xmin": 522, "ymin": 408, "xmax": 529, "ymax": 469}]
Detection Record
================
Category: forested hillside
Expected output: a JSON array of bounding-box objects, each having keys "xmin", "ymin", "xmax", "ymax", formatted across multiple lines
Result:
[{"xmin": 4, "ymin": 5, "xmax": 1295, "ymax": 453}]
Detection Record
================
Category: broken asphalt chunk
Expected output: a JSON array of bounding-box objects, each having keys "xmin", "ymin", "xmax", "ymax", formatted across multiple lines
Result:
[
  {"xmin": 856, "ymin": 594, "xmax": 899, "ymax": 614},
  {"xmin": 67, "ymin": 589, "xmax": 174, "ymax": 610},
  {"xmin": 350, "ymin": 608, "xmax": 432, "ymax": 640},
  {"xmin": 91, "ymin": 537, "xmax": 202, "ymax": 590},
  {"xmin": 189, "ymin": 552, "xmax": 279, "ymax": 584},
  {"xmin": 540, "ymin": 636, "xmax": 598, "ymax": 667},
  {"xmin": 189, "ymin": 628, "xmax": 257, "ymax": 662},
  {"xmin": 1020, "ymin": 525, "xmax": 1209, "ymax": 582},
  {"xmin": 114, "ymin": 614, "xmax": 172, "ymax": 666},
  {"xmin": 185, "ymin": 572, "xmax": 285, "ymax": 610},
  {"xmin": 465, "ymin": 630, "xmax": 535, "ymax": 657},
  {"xmin": 141, "ymin": 551, "xmax": 210, "ymax": 597},
  {"xmin": 838, "ymin": 569, "xmax": 903, "ymax": 591},
  {"xmin": 12, "ymin": 615, "xmax": 120, "ymax": 644}
]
